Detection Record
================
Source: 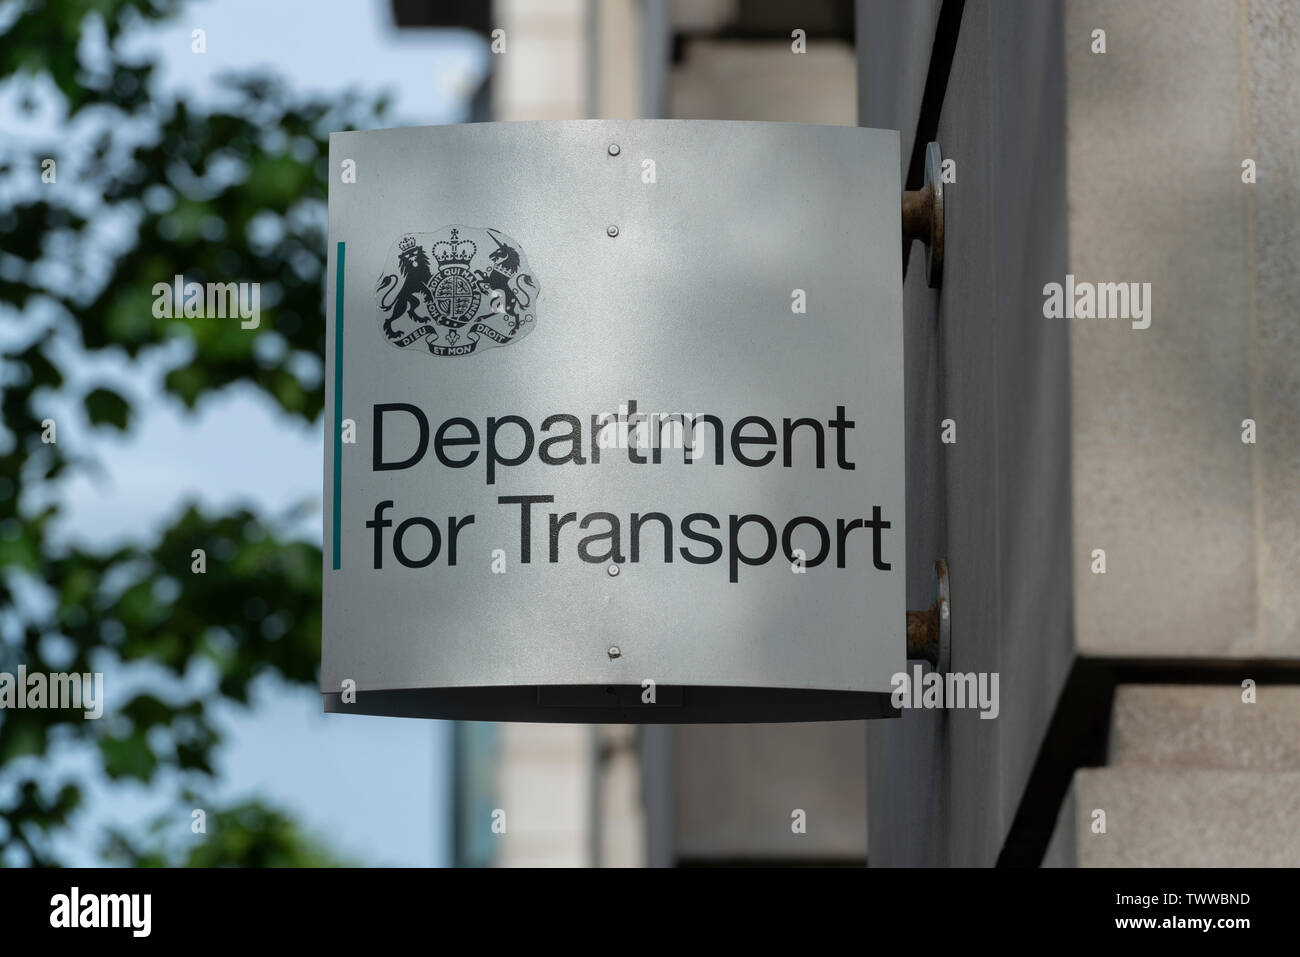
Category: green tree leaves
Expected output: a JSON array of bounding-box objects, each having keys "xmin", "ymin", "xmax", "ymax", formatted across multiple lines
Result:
[
  {"xmin": 83, "ymin": 387, "xmax": 130, "ymax": 430},
  {"xmin": 0, "ymin": 0, "xmax": 382, "ymax": 866}
]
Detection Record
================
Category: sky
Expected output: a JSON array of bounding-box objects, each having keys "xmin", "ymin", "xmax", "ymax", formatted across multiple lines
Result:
[{"xmin": 4, "ymin": 0, "xmax": 489, "ymax": 867}]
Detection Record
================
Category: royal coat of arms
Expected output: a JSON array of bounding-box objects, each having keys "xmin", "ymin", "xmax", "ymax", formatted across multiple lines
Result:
[{"xmin": 374, "ymin": 225, "xmax": 540, "ymax": 357}]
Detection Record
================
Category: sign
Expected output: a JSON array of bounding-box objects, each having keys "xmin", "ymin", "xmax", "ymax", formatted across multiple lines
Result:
[{"xmin": 323, "ymin": 120, "xmax": 905, "ymax": 722}]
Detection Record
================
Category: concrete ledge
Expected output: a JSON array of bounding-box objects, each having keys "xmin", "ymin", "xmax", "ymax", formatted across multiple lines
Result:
[
  {"xmin": 1049, "ymin": 767, "xmax": 1300, "ymax": 866},
  {"xmin": 1110, "ymin": 684, "xmax": 1300, "ymax": 770}
]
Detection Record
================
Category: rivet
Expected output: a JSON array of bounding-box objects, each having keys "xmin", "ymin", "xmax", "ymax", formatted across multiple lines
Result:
[
  {"xmin": 608, "ymin": 143, "xmax": 621, "ymax": 156},
  {"xmin": 607, "ymin": 563, "xmax": 620, "ymax": 577},
  {"xmin": 606, "ymin": 225, "xmax": 619, "ymax": 238},
  {"xmin": 608, "ymin": 645, "xmax": 622, "ymax": 659}
]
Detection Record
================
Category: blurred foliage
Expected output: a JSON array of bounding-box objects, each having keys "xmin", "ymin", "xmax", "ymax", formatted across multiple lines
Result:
[
  {"xmin": 0, "ymin": 0, "xmax": 384, "ymax": 865},
  {"xmin": 103, "ymin": 796, "xmax": 351, "ymax": 867}
]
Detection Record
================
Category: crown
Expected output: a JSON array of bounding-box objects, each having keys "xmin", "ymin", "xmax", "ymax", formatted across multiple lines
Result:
[
  {"xmin": 433, "ymin": 229, "xmax": 476, "ymax": 268},
  {"xmin": 398, "ymin": 235, "xmax": 418, "ymax": 252}
]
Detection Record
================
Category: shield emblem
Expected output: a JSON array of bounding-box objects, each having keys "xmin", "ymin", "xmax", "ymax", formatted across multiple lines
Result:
[{"xmin": 374, "ymin": 225, "xmax": 541, "ymax": 357}]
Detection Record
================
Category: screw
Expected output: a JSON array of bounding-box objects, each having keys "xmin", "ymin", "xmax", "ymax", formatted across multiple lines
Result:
[
  {"xmin": 606, "ymin": 225, "xmax": 619, "ymax": 238},
  {"xmin": 607, "ymin": 563, "xmax": 620, "ymax": 577},
  {"xmin": 608, "ymin": 645, "xmax": 622, "ymax": 659},
  {"xmin": 608, "ymin": 143, "xmax": 621, "ymax": 156}
]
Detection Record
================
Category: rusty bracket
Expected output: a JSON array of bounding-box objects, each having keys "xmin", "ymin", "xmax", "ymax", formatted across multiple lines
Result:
[
  {"xmin": 906, "ymin": 559, "xmax": 950, "ymax": 672},
  {"xmin": 901, "ymin": 142, "xmax": 945, "ymax": 288}
]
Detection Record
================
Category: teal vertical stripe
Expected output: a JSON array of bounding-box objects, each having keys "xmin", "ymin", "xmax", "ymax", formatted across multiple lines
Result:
[{"xmin": 332, "ymin": 241, "xmax": 345, "ymax": 570}]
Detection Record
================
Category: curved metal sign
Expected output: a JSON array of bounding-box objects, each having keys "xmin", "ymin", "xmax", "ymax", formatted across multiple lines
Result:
[{"xmin": 323, "ymin": 119, "xmax": 905, "ymax": 722}]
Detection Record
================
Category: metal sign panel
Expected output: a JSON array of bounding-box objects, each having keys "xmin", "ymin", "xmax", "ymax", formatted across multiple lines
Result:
[{"xmin": 322, "ymin": 119, "xmax": 904, "ymax": 722}]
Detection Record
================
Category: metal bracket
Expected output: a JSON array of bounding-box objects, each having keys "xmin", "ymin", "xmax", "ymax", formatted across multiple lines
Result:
[
  {"xmin": 901, "ymin": 142, "xmax": 945, "ymax": 288},
  {"xmin": 906, "ymin": 559, "xmax": 951, "ymax": 673}
]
